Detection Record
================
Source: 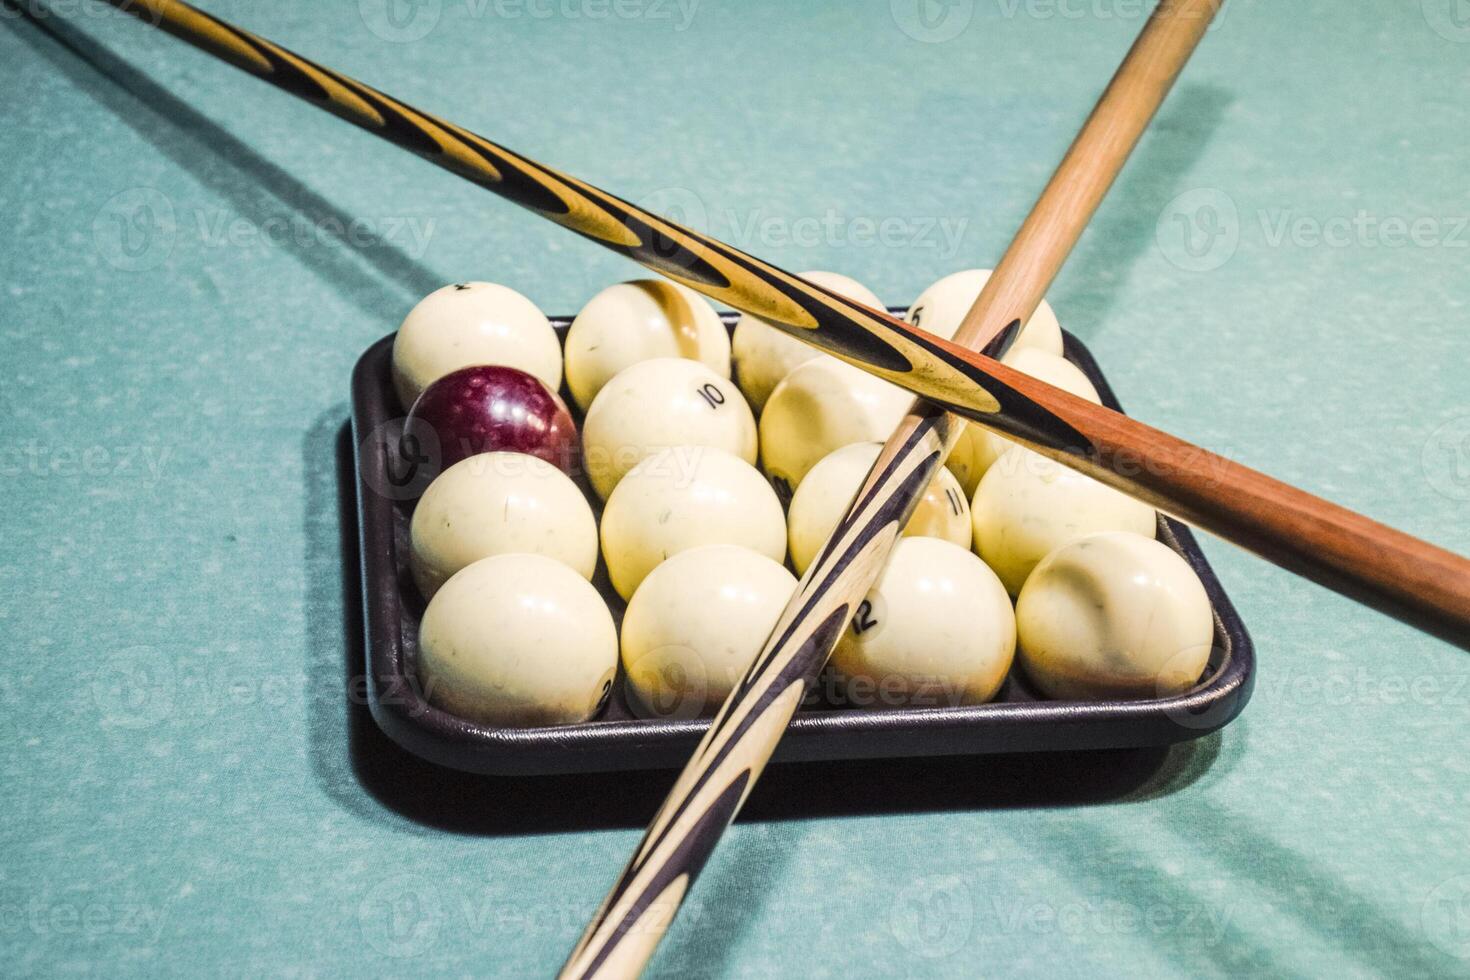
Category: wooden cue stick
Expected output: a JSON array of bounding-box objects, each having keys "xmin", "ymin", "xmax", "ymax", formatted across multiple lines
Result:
[
  {"xmin": 91, "ymin": 0, "xmax": 1470, "ymax": 647},
  {"xmin": 559, "ymin": 2, "xmax": 1222, "ymax": 975}
]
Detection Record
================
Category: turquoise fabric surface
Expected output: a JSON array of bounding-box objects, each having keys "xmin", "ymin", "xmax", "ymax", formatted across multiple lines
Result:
[{"xmin": 3, "ymin": 0, "xmax": 1469, "ymax": 976}]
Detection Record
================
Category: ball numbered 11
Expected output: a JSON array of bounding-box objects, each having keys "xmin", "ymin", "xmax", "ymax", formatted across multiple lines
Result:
[{"xmin": 787, "ymin": 442, "xmax": 970, "ymax": 575}]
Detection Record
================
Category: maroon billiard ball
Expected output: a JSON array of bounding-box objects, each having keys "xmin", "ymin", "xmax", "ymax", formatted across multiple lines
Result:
[{"xmin": 404, "ymin": 365, "xmax": 580, "ymax": 483}]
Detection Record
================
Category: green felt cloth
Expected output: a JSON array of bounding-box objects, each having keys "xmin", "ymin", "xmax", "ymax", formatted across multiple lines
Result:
[{"xmin": 2, "ymin": 0, "xmax": 1469, "ymax": 975}]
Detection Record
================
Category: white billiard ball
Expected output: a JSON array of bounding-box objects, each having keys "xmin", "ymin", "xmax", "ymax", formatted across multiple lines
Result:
[
  {"xmin": 392, "ymin": 282, "xmax": 562, "ymax": 410},
  {"xmin": 564, "ymin": 279, "xmax": 731, "ymax": 411},
  {"xmin": 731, "ymin": 270, "xmax": 883, "ymax": 412},
  {"xmin": 1016, "ymin": 531, "xmax": 1214, "ymax": 701},
  {"xmin": 971, "ymin": 445, "xmax": 1157, "ymax": 596},
  {"xmin": 904, "ymin": 268, "xmax": 1063, "ymax": 353},
  {"xmin": 759, "ymin": 357, "xmax": 911, "ymax": 495},
  {"xmin": 417, "ymin": 553, "xmax": 617, "ymax": 727},
  {"xmin": 947, "ymin": 347, "xmax": 1102, "ymax": 497},
  {"xmin": 600, "ymin": 447, "xmax": 786, "ymax": 600},
  {"xmin": 827, "ymin": 537, "xmax": 1015, "ymax": 709},
  {"xmin": 581, "ymin": 357, "xmax": 757, "ymax": 500},
  {"xmin": 786, "ymin": 442, "xmax": 971, "ymax": 575},
  {"xmin": 620, "ymin": 544, "xmax": 798, "ymax": 718},
  {"xmin": 409, "ymin": 451, "xmax": 598, "ymax": 599}
]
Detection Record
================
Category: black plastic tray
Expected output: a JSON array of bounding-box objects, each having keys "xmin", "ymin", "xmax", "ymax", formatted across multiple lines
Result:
[{"xmin": 350, "ymin": 308, "xmax": 1254, "ymax": 775}]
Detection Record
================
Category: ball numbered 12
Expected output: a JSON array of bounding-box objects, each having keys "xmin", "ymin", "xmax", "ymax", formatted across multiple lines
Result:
[
  {"xmin": 582, "ymin": 358, "xmax": 757, "ymax": 500},
  {"xmin": 392, "ymin": 282, "xmax": 562, "ymax": 410},
  {"xmin": 564, "ymin": 280, "xmax": 731, "ymax": 411},
  {"xmin": 827, "ymin": 537, "xmax": 1016, "ymax": 709}
]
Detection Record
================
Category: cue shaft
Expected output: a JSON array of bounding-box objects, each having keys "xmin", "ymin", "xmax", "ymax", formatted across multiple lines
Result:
[
  {"xmin": 956, "ymin": 0, "xmax": 1215, "ymax": 344},
  {"xmin": 87, "ymin": 6, "xmax": 1470, "ymax": 638}
]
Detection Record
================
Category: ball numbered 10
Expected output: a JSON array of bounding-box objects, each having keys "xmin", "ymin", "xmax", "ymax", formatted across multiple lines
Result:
[{"xmin": 582, "ymin": 358, "xmax": 757, "ymax": 500}]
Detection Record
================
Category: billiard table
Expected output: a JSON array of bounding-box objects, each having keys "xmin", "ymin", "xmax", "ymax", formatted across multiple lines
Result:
[{"xmin": 3, "ymin": 0, "xmax": 1468, "ymax": 975}]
